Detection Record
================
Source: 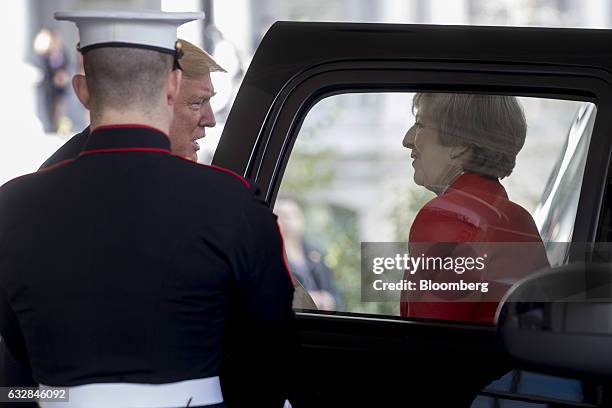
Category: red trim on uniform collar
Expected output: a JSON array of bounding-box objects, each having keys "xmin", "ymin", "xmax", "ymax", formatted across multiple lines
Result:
[
  {"xmin": 84, "ymin": 124, "xmax": 172, "ymax": 153},
  {"xmin": 79, "ymin": 147, "xmax": 172, "ymax": 156},
  {"xmin": 91, "ymin": 124, "xmax": 171, "ymax": 139},
  {"xmin": 172, "ymin": 155, "xmax": 251, "ymax": 189},
  {"xmin": 39, "ymin": 157, "xmax": 76, "ymax": 172},
  {"xmin": 207, "ymin": 164, "xmax": 251, "ymax": 189}
]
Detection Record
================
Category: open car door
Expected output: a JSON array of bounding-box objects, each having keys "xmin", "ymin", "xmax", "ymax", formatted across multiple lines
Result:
[{"xmin": 213, "ymin": 22, "xmax": 612, "ymax": 407}]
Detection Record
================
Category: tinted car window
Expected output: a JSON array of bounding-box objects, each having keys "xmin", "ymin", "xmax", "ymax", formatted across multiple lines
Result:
[{"xmin": 274, "ymin": 92, "xmax": 594, "ymax": 318}]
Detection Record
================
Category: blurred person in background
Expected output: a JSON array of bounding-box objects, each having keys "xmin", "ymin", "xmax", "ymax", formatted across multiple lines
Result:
[
  {"xmin": 400, "ymin": 93, "xmax": 549, "ymax": 324},
  {"xmin": 276, "ymin": 197, "xmax": 341, "ymax": 311},
  {"xmin": 35, "ymin": 29, "xmax": 71, "ymax": 133}
]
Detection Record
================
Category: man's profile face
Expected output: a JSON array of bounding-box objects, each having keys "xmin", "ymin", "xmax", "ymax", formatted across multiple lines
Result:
[{"xmin": 168, "ymin": 72, "xmax": 216, "ymax": 161}]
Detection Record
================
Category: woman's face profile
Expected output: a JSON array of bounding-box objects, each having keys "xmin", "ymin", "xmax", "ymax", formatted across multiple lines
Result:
[{"xmin": 402, "ymin": 111, "xmax": 458, "ymax": 191}]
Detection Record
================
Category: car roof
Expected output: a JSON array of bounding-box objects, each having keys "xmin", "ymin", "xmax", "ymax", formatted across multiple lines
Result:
[{"xmin": 253, "ymin": 22, "xmax": 612, "ymax": 80}]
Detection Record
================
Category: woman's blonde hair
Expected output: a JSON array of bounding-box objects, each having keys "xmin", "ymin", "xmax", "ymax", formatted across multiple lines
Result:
[{"xmin": 413, "ymin": 93, "xmax": 527, "ymax": 179}]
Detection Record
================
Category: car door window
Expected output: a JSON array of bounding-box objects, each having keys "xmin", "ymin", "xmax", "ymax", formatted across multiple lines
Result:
[{"xmin": 274, "ymin": 92, "xmax": 595, "ymax": 318}]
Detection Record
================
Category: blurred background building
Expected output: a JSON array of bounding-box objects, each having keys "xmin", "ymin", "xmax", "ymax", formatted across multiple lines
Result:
[{"xmin": 6, "ymin": 0, "xmax": 612, "ymax": 148}]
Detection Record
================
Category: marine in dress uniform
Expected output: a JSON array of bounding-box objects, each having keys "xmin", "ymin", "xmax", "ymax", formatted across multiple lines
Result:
[{"xmin": 0, "ymin": 11, "xmax": 296, "ymax": 408}]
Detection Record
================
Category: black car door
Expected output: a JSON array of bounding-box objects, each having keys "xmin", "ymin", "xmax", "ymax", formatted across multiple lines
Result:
[{"xmin": 213, "ymin": 22, "xmax": 612, "ymax": 407}]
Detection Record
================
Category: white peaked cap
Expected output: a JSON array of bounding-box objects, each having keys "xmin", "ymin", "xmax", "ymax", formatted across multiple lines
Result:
[{"xmin": 54, "ymin": 10, "xmax": 205, "ymax": 53}]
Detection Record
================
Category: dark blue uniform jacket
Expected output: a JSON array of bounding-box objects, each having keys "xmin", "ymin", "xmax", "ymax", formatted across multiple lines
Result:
[{"xmin": 0, "ymin": 125, "xmax": 296, "ymax": 406}]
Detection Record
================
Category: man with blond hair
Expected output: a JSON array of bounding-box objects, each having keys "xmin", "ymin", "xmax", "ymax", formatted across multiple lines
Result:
[{"xmin": 40, "ymin": 38, "xmax": 226, "ymax": 167}]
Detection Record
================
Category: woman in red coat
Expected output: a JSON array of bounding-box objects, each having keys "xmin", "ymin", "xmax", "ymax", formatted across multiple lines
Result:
[{"xmin": 400, "ymin": 93, "xmax": 550, "ymax": 324}]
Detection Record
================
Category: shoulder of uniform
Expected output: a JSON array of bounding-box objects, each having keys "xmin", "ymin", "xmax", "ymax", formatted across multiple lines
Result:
[
  {"xmin": 39, "ymin": 127, "xmax": 90, "ymax": 170},
  {"xmin": 206, "ymin": 164, "xmax": 251, "ymax": 189},
  {"xmin": 0, "ymin": 171, "xmax": 39, "ymax": 205},
  {"xmin": 171, "ymin": 155, "xmax": 251, "ymax": 189}
]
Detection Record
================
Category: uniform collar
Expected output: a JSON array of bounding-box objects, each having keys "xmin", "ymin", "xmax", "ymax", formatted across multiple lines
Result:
[{"xmin": 83, "ymin": 124, "xmax": 172, "ymax": 153}]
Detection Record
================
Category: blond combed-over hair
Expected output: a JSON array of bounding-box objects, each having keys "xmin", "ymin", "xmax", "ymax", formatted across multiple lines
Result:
[{"xmin": 178, "ymin": 39, "xmax": 226, "ymax": 78}]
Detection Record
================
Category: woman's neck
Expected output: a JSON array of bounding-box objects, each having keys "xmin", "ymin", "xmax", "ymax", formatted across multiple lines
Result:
[{"xmin": 428, "ymin": 166, "xmax": 464, "ymax": 196}]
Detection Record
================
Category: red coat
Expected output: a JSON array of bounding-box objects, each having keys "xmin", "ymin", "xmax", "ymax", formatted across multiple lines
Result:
[{"xmin": 400, "ymin": 172, "xmax": 550, "ymax": 324}]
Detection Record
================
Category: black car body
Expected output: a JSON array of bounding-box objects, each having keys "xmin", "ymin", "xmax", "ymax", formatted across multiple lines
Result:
[{"xmin": 213, "ymin": 22, "xmax": 612, "ymax": 407}]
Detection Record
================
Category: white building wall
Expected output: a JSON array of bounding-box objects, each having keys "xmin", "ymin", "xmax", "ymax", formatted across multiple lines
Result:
[
  {"xmin": 428, "ymin": 0, "xmax": 468, "ymax": 24},
  {"xmin": 161, "ymin": 0, "xmax": 204, "ymax": 47}
]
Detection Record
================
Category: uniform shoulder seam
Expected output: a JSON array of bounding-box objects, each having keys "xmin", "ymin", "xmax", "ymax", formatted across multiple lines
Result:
[
  {"xmin": 38, "ymin": 158, "xmax": 77, "ymax": 172},
  {"xmin": 172, "ymin": 155, "xmax": 251, "ymax": 189},
  {"xmin": 2, "ymin": 157, "xmax": 76, "ymax": 189}
]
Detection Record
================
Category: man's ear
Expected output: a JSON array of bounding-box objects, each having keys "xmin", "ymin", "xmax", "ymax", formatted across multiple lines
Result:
[
  {"xmin": 72, "ymin": 74, "xmax": 90, "ymax": 110},
  {"xmin": 166, "ymin": 68, "xmax": 182, "ymax": 106}
]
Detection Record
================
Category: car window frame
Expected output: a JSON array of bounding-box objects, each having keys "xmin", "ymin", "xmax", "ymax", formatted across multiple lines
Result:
[
  {"xmin": 213, "ymin": 25, "xmax": 612, "ymax": 324},
  {"xmin": 210, "ymin": 23, "xmax": 612, "ymax": 406},
  {"xmin": 256, "ymin": 62, "xmax": 610, "ymax": 245}
]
